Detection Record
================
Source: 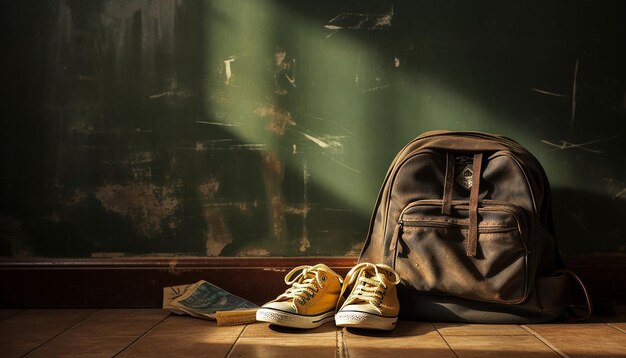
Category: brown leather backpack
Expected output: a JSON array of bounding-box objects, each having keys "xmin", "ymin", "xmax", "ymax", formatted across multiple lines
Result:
[{"xmin": 359, "ymin": 130, "xmax": 590, "ymax": 323}]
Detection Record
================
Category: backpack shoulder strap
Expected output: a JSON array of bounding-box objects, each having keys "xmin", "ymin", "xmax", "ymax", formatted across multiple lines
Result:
[{"xmin": 553, "ymin": 269, "xmax": 593, "ymax": 321}]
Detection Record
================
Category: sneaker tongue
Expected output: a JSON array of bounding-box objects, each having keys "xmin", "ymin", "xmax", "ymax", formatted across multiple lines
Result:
[
  {"xmin": 360, "ymin": 268, "xmax": 380, "ymax": 281},
  {"xmin": 301, "ymin": 274, "xmax": 316, "ymax": 286},
  {"xmin": 312, "ymin": 264, "xmax": 335, "ymax": 278}
]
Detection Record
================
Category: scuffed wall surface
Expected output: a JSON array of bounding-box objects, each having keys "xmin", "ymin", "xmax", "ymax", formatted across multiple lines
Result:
[{"xmin": 0, "ymin": 0, "xmax": 624, "ymax": 257}]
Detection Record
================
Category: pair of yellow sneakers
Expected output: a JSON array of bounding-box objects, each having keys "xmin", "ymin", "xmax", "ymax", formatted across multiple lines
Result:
[{"xmin": 255, "ymin": 263, "xmax": 401, "ymax": 330}]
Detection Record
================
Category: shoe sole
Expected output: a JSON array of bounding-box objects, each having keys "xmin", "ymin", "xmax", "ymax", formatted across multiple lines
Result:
[
  {"xmin": 256, "ymin": 307, "xmax": 335, "ymax": 329},
  {"xmin": 335, "ymin": 310, "xmax": 398, "ymax": 331}
]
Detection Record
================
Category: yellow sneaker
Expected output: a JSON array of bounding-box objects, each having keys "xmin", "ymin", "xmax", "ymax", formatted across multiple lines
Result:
[
  {"xmin": 335, "ymin": 263, "xmax": 401, "ymax": 330},
  {"xmin": 256, "ymin": 263, "xmax": 344, "ymax": 329}
]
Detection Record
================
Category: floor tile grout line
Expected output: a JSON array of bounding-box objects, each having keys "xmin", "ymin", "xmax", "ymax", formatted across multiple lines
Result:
[
  {"xmin": 606, "ymin": 322, "xmax": 626, "ymax": 334},
  {"xmin": 224, "ymin": 324, "xmax": 249, "ymax": 358},
  {"xmin": 336, "ymin": 326, "xmax": 348, "ymax": 358},
  {"xmin": 434, "ymin": 334, "xmax": 534, "ymax": 336},
  {"xmin": 432, "ymin": 322, "xmax": 460, "ymax": 358},
  {"xmin": 21, "ymin": 308, "xmax": 102, "ymax": 357},
  {"xmin": 112, "ymin": 313, "xmax": 171, "ymax": 358},
  {"xmin": 520, "ymin": 325, "xmax": 569, "ymax": 358}
]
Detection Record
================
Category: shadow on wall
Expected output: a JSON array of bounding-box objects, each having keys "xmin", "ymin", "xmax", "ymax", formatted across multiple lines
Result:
[
  {"xmin": 551, "ymin": 188, "xmax": 626, "ymax": 254},
  {"xmin": 0, "ymin": 0, "xmax": 624, "ymax": 258}
]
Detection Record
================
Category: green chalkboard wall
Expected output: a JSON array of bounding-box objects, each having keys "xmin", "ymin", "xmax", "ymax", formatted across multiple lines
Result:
[{"xmin": 1, "ymin": 0, "xmax": 624, "ymax": 258}]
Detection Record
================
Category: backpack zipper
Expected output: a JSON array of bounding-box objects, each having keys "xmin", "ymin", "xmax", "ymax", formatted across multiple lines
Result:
[{"xmin": 389, "ymin": 199, "xmax": 528, "ymax": 253}]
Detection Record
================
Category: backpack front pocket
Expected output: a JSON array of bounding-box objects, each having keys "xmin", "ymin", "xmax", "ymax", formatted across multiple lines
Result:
[{"xmin": 391, "ymin": 200, "xmax": 529, "ymax": 304}]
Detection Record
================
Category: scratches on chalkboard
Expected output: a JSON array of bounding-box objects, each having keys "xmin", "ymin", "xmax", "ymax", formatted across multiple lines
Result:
[
  {"xmin": 603, "ymin": 179, "xmax": 626, "ymax": 201},
  {"xmin": 569, "ymin": 211, "xmax": 587, "ymax": 230},
  {"xmin": 531, "ymin": 88, "xmax": 568, "ymax": 98},
  {"xmin": 300, "ymin": 131, "xmax": 330, "ymax": 148},
  {"xmin": 570, "ymin": 59, "xmax": 580, "ymax": 132},
  {"xmin": 611, "ymin": 188, "xmax": 626, "ymax": 201},
  {"xmin": 530, "ymin": 59, "xmax": 580, "ymax": 132},
  {"xmin": 230, "ymin": 144, "xmax": 267, "ymax": 151},
  {"xmin": 149, "ymin": 90, "xmax": 182, "ymax": 99},
  {"xmin": 224, "ymin": 57, "xmax": 236, "ymax": 85},
  {"xmin": 330, "ymin": 157, "xmax": 361, "ymax": 174},
  {"xmin": 195, "ymin": 120, "xmax": 240, "ymax": 127},
  {"xmin": 541, "ymin": 135, "xmax": 620, "ymax": 153},
  {"xmin": 296, "ymin": 111, "xmax": 355, "ymax": 136},
  {"xmin": 325, "ymin": 7, "xmax": 393, "ymax": 31},
  {"xmin": 362, "ymin": 84, "xmax": 391, "ymax": 93}
]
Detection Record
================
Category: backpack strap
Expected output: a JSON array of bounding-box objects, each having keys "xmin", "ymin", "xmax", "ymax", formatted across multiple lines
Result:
[
  {"xmin": 442, "ymin": 153, "xmax": 456, "ymax": 215},
  {"xmin": 553, "ymin": 269, "xmax": 593, "ymax": 321},
  {"xmin": 552, "ymin": 237, "xmax": 592, "ymax": 320},
  {"xmin": 441, "ymin": 152, "xmax": 484, "ymax": 257},
  {"xmin": 466, "ymin": 152, "xmax": 483, "ymax": 257}
]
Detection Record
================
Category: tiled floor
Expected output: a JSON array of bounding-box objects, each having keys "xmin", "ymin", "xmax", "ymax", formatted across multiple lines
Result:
[{"xmin": 0, "ymin": 308, "xmax": 624, "ymax": 357}]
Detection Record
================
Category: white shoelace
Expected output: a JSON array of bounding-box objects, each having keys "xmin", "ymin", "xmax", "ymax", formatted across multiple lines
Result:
[
  {"xmin": 343, "ymin": 263, "xmax": 400, "ymax": 308},
  {"xmin": 277, "ymin": 264, "xmax": 342, "ymax": 304}
]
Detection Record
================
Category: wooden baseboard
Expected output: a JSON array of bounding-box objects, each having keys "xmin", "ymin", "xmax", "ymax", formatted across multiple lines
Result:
[
  {"xmin": 0, "ymin": 256, "xmax": 624, "ymax": 308},
  {"xmin": 0, "ymin": 257, "xmax": 356, "ymax": 308}
]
